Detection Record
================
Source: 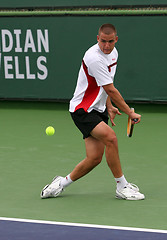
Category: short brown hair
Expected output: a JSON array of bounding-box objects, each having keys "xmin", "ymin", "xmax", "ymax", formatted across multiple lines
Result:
[{"xmin": 98, "ymin": 23, "xmax": 117, "ymax": 35}]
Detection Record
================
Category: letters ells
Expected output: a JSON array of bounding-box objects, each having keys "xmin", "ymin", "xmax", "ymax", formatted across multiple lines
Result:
[{"xmin": 0, "ymin": 29, "xmax": 49, "ymax": 80}]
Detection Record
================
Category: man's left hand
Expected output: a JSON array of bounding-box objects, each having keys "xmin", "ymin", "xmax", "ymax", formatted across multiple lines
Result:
[{"xmin": 108, "ymin": 107, "xmax": 122, "ymax": 126}]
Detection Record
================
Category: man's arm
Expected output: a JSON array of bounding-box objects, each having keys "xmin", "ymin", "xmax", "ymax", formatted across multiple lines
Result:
[{"xmin": 104, "ymin": 83, "xmax": 141, "ymax": 123}]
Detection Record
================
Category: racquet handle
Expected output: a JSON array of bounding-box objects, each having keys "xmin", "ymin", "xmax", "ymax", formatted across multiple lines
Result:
[{"xmin": 133, "ymin": 118, "xmax": 138, "ymax": 123}]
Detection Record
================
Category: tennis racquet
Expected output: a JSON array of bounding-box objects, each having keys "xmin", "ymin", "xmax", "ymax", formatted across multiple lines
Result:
[{"xmin": 127, "ymin": 108, "xmax": 138, "ymax": 137}]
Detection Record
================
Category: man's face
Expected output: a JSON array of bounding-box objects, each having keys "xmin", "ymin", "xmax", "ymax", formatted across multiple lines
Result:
[{"xmin": 97, "ymin": 32, "xmax": 118, "ymax": 54}]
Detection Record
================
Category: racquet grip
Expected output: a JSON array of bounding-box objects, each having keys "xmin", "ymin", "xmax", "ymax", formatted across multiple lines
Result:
[{"xmin": 133, "ymin": 118, "xmax": 138, "ymax": 123}]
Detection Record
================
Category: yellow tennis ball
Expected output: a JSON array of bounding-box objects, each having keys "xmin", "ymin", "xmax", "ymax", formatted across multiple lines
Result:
[{"xmin": 45, "ymin": 126, "xmax": 55, "ymax": 136}]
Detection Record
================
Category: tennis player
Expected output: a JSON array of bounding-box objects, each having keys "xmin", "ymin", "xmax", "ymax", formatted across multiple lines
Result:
[{"xmin": 41, "ymin": 23, "xmax": 145, "ymax": 200}]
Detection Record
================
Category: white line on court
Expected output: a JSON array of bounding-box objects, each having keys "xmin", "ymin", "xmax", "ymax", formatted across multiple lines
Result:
[{"xmin": 0, "ymin": 217, "xmax": 167, "ymax": 234}]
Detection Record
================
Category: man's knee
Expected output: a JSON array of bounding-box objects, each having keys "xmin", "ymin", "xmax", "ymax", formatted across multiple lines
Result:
[
  {"xmin": 104, "ymin": 131, "xmax": 118, "ymax": 146},
  {"xmin": 87, "ymin": 154, "xmax": 103, "ymax": 167},
  {"xmin": 94, "ymin": 155, "xmax": 103, "ymax": 165}
]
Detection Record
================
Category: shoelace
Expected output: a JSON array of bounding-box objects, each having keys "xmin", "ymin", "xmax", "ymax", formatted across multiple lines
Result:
[{"xmin": 125, "ymin": 183, "xmax": 139, "ymax": 192}]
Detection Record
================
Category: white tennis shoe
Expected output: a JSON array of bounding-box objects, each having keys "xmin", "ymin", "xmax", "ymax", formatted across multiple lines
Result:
[
  {"xmin": 40, "ymin": 176, "xmax": 64, "ymax": 199},
  {"xmin": 116, "ymin": 183, "xmax": 145, "ymax": 200}
]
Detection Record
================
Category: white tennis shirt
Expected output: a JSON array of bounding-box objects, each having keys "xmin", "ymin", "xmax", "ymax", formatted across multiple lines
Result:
[{"xmin": 69, "ymin": 43, "xmax": 118, "ymax": 113}]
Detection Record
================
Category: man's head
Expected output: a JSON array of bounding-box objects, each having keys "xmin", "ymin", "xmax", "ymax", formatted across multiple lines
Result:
[{"xmin": 97, "ymin": 23, "xmax": 118, "ymax": 54}]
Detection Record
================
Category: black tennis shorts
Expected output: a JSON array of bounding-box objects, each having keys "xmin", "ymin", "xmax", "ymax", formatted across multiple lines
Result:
[{"xmin": 70, "ymin": 108, "xmax": 109, "ymax": 139}]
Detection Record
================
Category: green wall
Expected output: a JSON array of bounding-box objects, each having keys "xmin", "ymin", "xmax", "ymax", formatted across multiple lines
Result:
[
  {"xmin": 0, "ymin": 16, "xmax": 166, "ymax": 102},
  {"xmin": 0, "ymin": 0, "xmax": 166, "ymax": 8}
]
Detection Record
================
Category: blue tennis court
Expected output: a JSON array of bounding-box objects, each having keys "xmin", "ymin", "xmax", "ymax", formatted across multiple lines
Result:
[{"xmin": 1, "ymin": 218, "xmax": 167, "ymax": 240}]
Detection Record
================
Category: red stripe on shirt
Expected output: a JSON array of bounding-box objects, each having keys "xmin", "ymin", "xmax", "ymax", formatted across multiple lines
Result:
[{"xmin": 74, "ymin": 60, "xmax": 100, "ymax": 112}]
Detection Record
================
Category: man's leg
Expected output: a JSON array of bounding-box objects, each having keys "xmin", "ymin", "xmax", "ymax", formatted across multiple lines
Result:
[
  {"xmin": 91, "ymin": 121, "xmax": 123, "ymax": 178},
  {"xmin": 41, "ymin": 135, "xmax": 105, "ymax": 198},
  {"xmin": 70, "ymin": 136, "xmax": 105, "ymax": 181},
  {"xmin": 90, "ymin": 121, "xmax": 145, "ymax": 200}
]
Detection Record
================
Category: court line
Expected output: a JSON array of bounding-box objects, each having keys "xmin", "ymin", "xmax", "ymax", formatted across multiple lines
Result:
[{"xmin": 0, "ymin": 217, "xmax": 167, "ymax": 234}]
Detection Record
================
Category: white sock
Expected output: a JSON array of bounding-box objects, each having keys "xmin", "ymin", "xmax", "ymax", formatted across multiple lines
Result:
[
  {"xmin": 115, "ymin": 175, "xmax": 128, "ymax": 191},
  {"xmin": 60, "ymin": 174, "xmax": 73, "ymax": 188}
]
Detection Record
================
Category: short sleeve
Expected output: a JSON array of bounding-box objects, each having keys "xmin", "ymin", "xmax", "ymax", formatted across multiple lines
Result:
[{"xmin": 88, "ymin": 60, "xmax": 114, "ymax": 87}]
